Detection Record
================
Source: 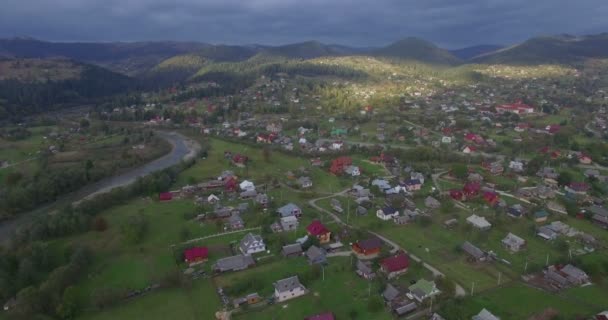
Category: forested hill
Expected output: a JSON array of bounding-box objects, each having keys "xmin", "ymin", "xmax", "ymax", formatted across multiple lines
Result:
[
  {"xmin": 472, "ymin": 34, "xmax": 608, "ymax": 64},
  {"xmin": 0, "ymin": 58, "xmax": 134, "ymax": 119},
  {"xmin": 0, "ymin": 38, "xmax": 211, "ymax": 75}
]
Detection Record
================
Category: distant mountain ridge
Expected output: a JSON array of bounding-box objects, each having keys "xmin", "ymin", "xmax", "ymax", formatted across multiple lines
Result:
[
  {"xmin": 473, "ymin": 33, "xmax": 608, "ymax": 64},
  {"xmin": 449, "ymin": 45, "xmax": 504, "ymax": 60},
  {"xmin": 254, "ymin": 41, "xmax": 365, "ymax": 59},
  {"xmin": 0, "ymin": 38, "xmax": 211, "ymax": 75},
  {"xmin": 372, "ymin": 37, "xmax": 461, "ymax": 65},
  {"xmin": 2, "ymin": 32, "xmax": 608, "ymax": 77}
]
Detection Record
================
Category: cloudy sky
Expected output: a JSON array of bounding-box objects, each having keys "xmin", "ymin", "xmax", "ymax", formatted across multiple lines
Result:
[{"xmin": 1, "ymin": 0, "xmax": 607, "ymax": 48}]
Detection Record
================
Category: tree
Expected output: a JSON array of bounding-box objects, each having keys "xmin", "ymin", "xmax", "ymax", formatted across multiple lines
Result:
[
  {"xmin": 92, "ymin": 217, "xmax": 108, "ymax": 232},
  {"xmin": 451, "ymin": 164, "xmax": 468, "ymax": 180},
  {"xmin": 56, "ymin": 286, "xmax": 78, "ymax": 319},
  {"xmin": 79, "ymin": 119, "xmax": 90, "ymax": 129},
  {"xmin": 120, "ymin": 214, "xmax": 149, "ymax": 244},
  {"xmin": 11, "ymin": 286, "xmax": 43, "ymax": 319},
  {"xmin": 440, "ymin": 199, "xmax": 454, "ymax": 214},
  {"xmin": 525, "ymin": 156, "xmax": 546, "ymax": 176},
  {"xmin": 5, "ymin": 172, "xmax": 23, "ymax": 186},
  {"xmin": 557, "ymin": 171, "xmax": 573, "ymax": 187},
  {"xmin": 262, "ymin": 147, "xmax": 271, "ymax": 163},
  {"xmin": 92, "ymin": 287, "xmax": 125, "ymax": 310}
]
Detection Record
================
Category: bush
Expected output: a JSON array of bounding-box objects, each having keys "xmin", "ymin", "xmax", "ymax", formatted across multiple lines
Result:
[
  {"xmin": 91, "ymin": 287, "xmax": 126, "ymax": 310},
  {"xmin": 417, "ymin": 216, "xmax": 432, "ymax": 228},
  {"xmin": 367, "ymin": 296, "xmax": 383, "ymax": 313},
  {"xmin": 179, "ymin": 227, "xmax": 192, "ymax": 241},
  {"xmin": 91, "ymin": 217, "xmax": 108, "ymax": 232},
  {"xmin": 120, "ymin": 214, "xmax": 149, "ymax": 244}
]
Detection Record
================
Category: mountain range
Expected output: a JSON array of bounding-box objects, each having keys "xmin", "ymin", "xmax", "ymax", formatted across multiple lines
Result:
[{"xmin": 1, "ymin": 33, "xmax": 608, "ymax": 83}]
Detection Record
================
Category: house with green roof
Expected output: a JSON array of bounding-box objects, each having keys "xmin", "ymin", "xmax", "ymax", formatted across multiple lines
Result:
[
  {"xmin": 408, "ymin": 279, "xmax": 440, "ymax": 302},
  {"xmin": 331, "ymin": 128, "xmax": 348, "ymax": 136},
  {"xmin": 534, "ymin": 210, "xmax": 549, "ymax": 223}
]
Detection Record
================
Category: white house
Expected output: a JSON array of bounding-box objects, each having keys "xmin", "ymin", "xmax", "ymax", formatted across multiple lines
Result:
[
  {"xmin": 466, "ymin": 215, "xmax": 492, "ymax": 230},
  {"xmin": 280, "ymin": 216, "xmax": 299, "ymax": 231},
  {"xmin": 239, "ymin": 180, "xmax": 255, "ymax": 192},
  {"xmin": 207, "ymin": 194, "xmax": 220, "ymax": 204},
  {"xmin": 239, "ymin": 233, "xmax": 266, "ymax": 255},
  {"xmin": 509, "ymin": 161, "xmax": 524, "ymax": 172},
  {"xmin": 411, "ymin": 172, "xmax": 425, "ymax": 185},
  {"xmin": 377, "ymin": 207, "xmax": 400, "ymax": 221},
  {"xmin": 473, "ymin": 308, "xmax": 500, "ymax": 320},
  {"xmin": 372, "ymin": 179, "xmax": 392, "ymax": 191},
  {"xmin": 344, "ymin": 165, "xmax": 361, "ymax": 177},
  {"xmin": 274, "ymin": 276, "xmax": 307, "ymax": 302},
  {"xmin": 330, "ymin": 141, "xmax": 344, "ymax": 151},
  {"xmin": 441, "ymin": 136, "xmax": 452, "ymax": 144},
  {"xmin": 501, "ymin": 233, "xmax": 526, "ymax": 252}
]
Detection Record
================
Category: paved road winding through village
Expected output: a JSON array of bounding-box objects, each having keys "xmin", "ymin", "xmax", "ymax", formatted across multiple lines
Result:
[{"xmin": 0, "ymin": 131, "xmax": 200, "ymax": 243}]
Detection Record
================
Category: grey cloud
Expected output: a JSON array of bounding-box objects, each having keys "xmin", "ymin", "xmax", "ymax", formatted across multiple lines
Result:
[{"xmin": 0, "ymin": 0, "xmax": 607, "ymax": 48}]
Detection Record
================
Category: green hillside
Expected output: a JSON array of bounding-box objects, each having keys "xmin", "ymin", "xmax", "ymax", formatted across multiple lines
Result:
[
  {"xmin": 372, "ymin": 37, "xmax": 462, "ymax": 65},
  {"xmin": 474, "ymin": 34, "xmax": 608, "ymax": 64}
]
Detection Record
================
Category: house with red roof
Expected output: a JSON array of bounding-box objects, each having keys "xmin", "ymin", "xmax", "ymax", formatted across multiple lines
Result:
[
  {"xmin": 449, "ymin": 189, "xmax": 465, "ymax": 201},
  {"xmin": 352, "ymin": 238, "xmax": 383, "ymax": 257},
  {"xmin": 380, "ymin": 153, "xmax": 396, "ymax": 164},
  {"xmin": 546, "ymin": 124, "xmax": 561, "ymax": 134},
  {"xmin": 579, "ymin": 154, "xmax": 592, "ymax": 165},
  {"xmin": 256, "ymin": 133, "xmax": 273, "ymax": 144},
  {"xmin": 464, "ymin": 133, "xmax": 484, "ymax": 144},
  {"xmin": 224, "ymin": 176, "xmax": 239, "ymax": 192},
  {"xmin": 184, "ymin": 247, "xmax": 208, "ymax": 265},
  {"xmin": 232, "ymin": 154, "xmax": 249, "ymax": 168},
  {"xmin": 306, "ymin": 220, "xmax": 331, "ymax": 244},
  {"xmin": 483, "ymin": 191, "xmax": 500, "ymax": 206},
  {"xmin": 482, "ymin": 161, "xmax": 504, "ymax": 175},
  {"xmin": 329, "ymin": 156, "xmax": 353, "ymax": 175},
  {"xmin": 495, "ymin": 101, "xmax": 534, "ymax": 115},
  {"xmin": 463, "ymin": 182, "xmax": 481, "ymax": 198},
  {"xmin": 380, "ymin": 253, "xmax": 409, "ymax": 279},
  {"xmin": 462, "ymin": 145, "xmax": 477, "ymax": 154},
  {"xmin": 539, "ymin": 147, "xmax": 561, "ymax": 159},
  {"xmin": 514, "ymin": 123, "xmax": 531, "ymax": 132},
  {"xmin": 565, "ymin": 182, "xmax": 590, "ymax": 195},
  {"xmin": 159, "ymin": 192, "xmax": 173, "ymax": 201},
  {"xmin": 305, "ymin": 312, "xmax": 335, "ymax": 320}
]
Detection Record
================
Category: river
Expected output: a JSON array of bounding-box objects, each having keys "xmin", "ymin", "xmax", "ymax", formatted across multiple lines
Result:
[{"xmin": 0, "ymin": 131, "xmax": 200, "ymax": 242}]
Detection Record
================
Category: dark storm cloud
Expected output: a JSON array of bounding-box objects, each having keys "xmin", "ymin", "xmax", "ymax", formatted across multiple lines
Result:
[{"xmin": 1, "ymin": 0, "xmax": 607, "ymax": 48}]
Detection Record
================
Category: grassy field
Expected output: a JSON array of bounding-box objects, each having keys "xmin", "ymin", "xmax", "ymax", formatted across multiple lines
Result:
[
  {"xmin": 371, "ymin": 200, "xmax": 608, "ymax": 293},
  {"xmin": 175, "ymin": 138, "xmax": 349, "ymax": 194},
  {"xmin": 226, "ymin": 257, "xmax": 394, "ymax": 320},
  {"xmin": 79, "ymin": 279, "xmax": 220, "ymax": 320},
  {"xmin": 441, "ymin": 282, "xmax": 594, "ymax": 319},
  {"xmin": 0, "ymin": 125, "xmax": 53, "ymax": 163}
]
